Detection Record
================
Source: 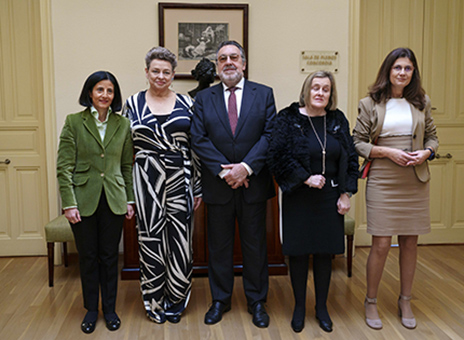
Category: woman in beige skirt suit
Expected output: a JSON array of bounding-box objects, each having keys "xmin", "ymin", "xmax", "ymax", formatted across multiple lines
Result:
[{"xmin": 353, "ymin": 48, "xmax": 438, "ymax": 330}]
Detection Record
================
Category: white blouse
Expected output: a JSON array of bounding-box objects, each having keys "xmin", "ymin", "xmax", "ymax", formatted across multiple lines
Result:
[{"xmin": 380, "ymin": 98, "xmax": 413, "ymax": 137}]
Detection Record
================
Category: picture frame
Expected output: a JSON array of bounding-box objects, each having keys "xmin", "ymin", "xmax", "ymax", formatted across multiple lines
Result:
[{"xmin": 158, "ymin": 3, "xmax": 249, "ymax": 79}]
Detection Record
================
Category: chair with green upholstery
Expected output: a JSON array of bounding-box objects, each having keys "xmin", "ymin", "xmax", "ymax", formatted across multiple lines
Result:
[{"xmin": 44, "ymin": 215, "xmax": 74, "ymax": 287}]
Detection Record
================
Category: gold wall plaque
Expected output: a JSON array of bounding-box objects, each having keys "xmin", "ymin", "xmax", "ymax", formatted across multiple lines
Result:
[{"xmin": 300, "ymin": 51, "xmax": 339, "ymax": 73}]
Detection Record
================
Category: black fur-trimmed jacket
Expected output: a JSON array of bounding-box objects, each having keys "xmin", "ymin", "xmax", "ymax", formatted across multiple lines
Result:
[{"xmin": 267, "ymin": 102, "xmax": 358, "ymax": 194}]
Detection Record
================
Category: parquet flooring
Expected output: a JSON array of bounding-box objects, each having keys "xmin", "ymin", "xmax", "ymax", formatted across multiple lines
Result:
[{"xmin": 1, "ymin": 245, "xmax": 463, "ymax": 339}]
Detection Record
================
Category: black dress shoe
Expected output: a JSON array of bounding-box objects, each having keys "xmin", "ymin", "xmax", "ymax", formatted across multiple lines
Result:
[
  {"xmin": 291, "ymin": 307, "xmax": 305, "ymax": 333},
  {"xmin": 81, "ymin": 311, "xmax": 98, "ymax": 334},
  {"xmin": 291, "ymin": 318, "xmax": 304, "ymax": 333},
  {"xmin": 316, "ymin": 316, "xmax": 333, "ymax": 333},
  {"xmin": 204, "ymin": 301, "xmax": 231, "ymax": 325},
  {"xmin": 81, "ymin": 320, "xmax": 97, "ymax": 334},
  {"xmin": 104, "ymin": 313, "xmax": 121, "ymax": 331},
  {"xmin": 166, "ymin": 314, "xmax": 181, "ymax": 324},
  {"xmin": 248, "ymin": 302, "xmax": 270, "ymax": 328}
]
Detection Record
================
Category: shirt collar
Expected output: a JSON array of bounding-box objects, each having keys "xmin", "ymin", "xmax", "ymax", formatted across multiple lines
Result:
[
  {"xmin": 222, "ymin": 77, "xmax": 245, "ymax": 92},
  {"xmin": 90, "ymin": 106, "xmax": 112, "ymax": 123}
]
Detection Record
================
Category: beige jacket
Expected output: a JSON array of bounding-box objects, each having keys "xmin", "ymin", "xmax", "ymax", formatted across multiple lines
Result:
[{"xmin": 353, "ymin": 95, "xmax": 439, "ymax": 183}]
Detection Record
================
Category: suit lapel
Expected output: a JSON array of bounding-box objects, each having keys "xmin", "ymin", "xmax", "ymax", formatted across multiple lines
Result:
[
  {"xmin": 410, "ymin": 102, "xmax": 419, "ymax": 135},
  {"xmin": 82, "ymin": 109, "xmax": 104, "ymax": 149},
  {"xmin": 373, "ymin": 101, "xmax": 386, "ymax": 141},
  {"xmin": 234, "ymin": 79, "xmax": 255, "ymax": 137},
  {"xmin": 103, "ymin": 113, "xmax": 121, "ymax": 147},
  {"xmin": 210, "ymin": 84, "xmax": 234, "ymax": 137}
]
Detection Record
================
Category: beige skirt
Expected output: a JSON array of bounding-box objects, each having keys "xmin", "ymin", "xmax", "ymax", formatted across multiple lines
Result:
[{"xmin": 366, "ymin": 135, "xmax": 431, "ymax": 236}]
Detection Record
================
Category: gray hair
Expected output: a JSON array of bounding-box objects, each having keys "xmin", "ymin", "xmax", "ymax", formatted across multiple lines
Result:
[
  {"xmin": 145, "ymin": 46, "xmax": 177, "ymax": 70},
  {"xmin": 215, "ymin": 40, "xmax": 246, "ymax": 63},
  {"xmin": 299, "ymin": 70, "xmax": 338, "ymax": 111}
]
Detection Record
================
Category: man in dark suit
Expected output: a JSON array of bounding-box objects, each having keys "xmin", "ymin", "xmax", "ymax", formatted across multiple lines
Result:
[{"xmin": 191, "ymin": 41, "xmax": 276, "ymax": 328}]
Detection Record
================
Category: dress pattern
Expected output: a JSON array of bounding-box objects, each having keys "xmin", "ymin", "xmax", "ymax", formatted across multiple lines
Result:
[{"xmin": 124, "ymin": 92, "xmax": 201, "ymax": 322}]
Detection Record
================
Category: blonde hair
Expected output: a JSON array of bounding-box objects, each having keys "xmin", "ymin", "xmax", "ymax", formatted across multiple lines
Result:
[{"xmin": 299, "ymin": 70, "xmax": 337, "ymax": 111}]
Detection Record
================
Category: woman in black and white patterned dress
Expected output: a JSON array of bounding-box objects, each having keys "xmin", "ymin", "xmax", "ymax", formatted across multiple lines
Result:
[{"xmin": 124, "ymin": 47, "xmax": 202, "ymax": 324}]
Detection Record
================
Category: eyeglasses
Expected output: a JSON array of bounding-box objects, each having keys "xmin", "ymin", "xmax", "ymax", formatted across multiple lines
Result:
[
  {"xmin": 217, "ymin": 54, "xmax": 240, "ymax": 63},
  {"xmin": 392, "ymin": 65, "xmax": 414, "ymax": 73}
]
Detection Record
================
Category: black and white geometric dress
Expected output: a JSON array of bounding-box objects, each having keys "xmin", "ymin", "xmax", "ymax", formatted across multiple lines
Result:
[{"xmin": 124, "ymin": 91, "xmax": 201, "ymax": 323}]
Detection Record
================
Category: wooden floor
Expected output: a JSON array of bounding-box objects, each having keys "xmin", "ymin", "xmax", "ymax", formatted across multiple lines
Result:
[{"xmin": 1, "ymin": 245, "xmax": 464, "ymax": 340}]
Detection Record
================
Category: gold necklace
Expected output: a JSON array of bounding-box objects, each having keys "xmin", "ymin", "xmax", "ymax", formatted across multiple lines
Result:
[{"xmin": 307, "ymin": 114, "xmax": 327, "ymax": 175}]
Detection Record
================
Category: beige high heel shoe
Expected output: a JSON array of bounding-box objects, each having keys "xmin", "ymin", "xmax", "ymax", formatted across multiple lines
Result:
[
  {"xmin": 398, "ymin": 295, "xmax": 417, "ymax": 329},
  {"xmin": 364, "ymin": 296, "xmax": 382, "ymax": 330}
]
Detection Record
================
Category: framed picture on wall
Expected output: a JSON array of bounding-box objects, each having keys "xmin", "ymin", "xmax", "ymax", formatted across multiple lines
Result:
[{"xmin": 158, "ymin": 3, "xmax": 249, "ymax": 79}]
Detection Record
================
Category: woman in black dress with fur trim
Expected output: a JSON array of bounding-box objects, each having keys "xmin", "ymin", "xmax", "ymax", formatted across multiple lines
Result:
[{"xmin": 267, "ymin": 71, "xmax": 358, "ymax": 333}]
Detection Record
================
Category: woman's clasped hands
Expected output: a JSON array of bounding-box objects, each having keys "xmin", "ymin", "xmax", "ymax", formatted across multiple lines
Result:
[
  {"xmin": 305, "ymin": 174, "xmax": 326, "ymax": 189},
  {"xmin": 388, "ymin": 148, "xmax": 430, "ymax": 167}
]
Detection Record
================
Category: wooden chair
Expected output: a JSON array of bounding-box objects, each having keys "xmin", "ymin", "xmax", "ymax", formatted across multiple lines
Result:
[
  {"xmin": 44, "ymin": 215, "xmax": 74, "ymax": 287},
  {"xmin": 344, "ymin": 215, "xmax": 355, "ymax": 277}
]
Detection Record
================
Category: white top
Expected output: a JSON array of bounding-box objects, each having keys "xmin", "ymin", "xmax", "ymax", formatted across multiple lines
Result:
[
  {"xmin": 90, "ymin": 106, "xmax": 112, "ymax": 141},
  {"xmin": 218, "ymin": 77, "xmax": 252, "ymax": 178},
  {"xmin": 380, "ymin": 98, "xmax": 413, "ymax": 137}
]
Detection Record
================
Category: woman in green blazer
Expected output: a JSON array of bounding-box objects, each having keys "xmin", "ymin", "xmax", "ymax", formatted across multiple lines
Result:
[{"xmin": 57, "ymin": 71, "xmax": 134, "ymax": 334}]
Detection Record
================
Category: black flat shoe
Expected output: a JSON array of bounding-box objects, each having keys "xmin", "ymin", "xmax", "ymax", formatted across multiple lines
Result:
[
  {"xmin": 81, "ymin": 320, "xmax": 97, "ymax": 334},
  {"xmin": 291, "ymin": 318, "xmax": 304, "ymax": 333},
  {"xmin": 291, "ymin": 307, "xmax": 305, "ymax": 333},
  {"xmin": 248, "ymin": 302, "xmax": 270, "ymax": 328},
  {"xmin": 204, "ymin": 301, "xmax": 231, "ymax": 325},
  {"xmin": 166, "ymin": 314, "xmax": 181, "ymax": 324},
  {"xmin": 81, "ymin": 311, "xmax": 98, "ymax": 334},
  {"xmin": 104, "ymin": 313, "xmax": 121, "ymax": 331},
  {"xmin": 316, "ymin": 316, "xmax": 333, "ymax": 333}
]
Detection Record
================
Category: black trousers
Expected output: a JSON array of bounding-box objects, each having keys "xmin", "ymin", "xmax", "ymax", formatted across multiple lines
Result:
[
  {"xmin": 71, "ymin": 191, "xmax": 125, "ymax": 314},
  {"xmin": 206, "ymin": 191, "xmax": 269, "ymax": 306}
]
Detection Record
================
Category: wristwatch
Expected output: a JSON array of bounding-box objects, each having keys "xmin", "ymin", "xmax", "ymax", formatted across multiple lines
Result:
[
  {"xmin": 344, "ymin": 192, "xmax": 353, "ymax": 198},
  {"xmin": 426, "ymin": 147, "xmax": 435, "ymax": 160}
]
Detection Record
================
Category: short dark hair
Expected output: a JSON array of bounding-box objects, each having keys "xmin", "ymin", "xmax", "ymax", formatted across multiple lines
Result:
[
  {"xmin": 145, "ymin": 46, "xmax": 177, "ymax": 70},
  {"xmin": 216, "ymin": 40, "xmax": 246, "ymax": 63},
  {"xmin": 369, "ymin": 47, "xmax": 425, "ymax": 110},
  {"xmin": 78, "ymin": 71, "xmax": 122, "ymax": 112}
]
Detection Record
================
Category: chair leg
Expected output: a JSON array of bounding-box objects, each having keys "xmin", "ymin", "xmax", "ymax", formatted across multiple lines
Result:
[
  {"xmin": 63, "ymin": 242, "xmax": 68, "ymax": 267},
  {"xmin": 346, "ymin": 235, "xmax": 353, "ymax": 277},
  {"xmin": 47, "ymin": 242, "xmax": 54, "ymax": 287}
]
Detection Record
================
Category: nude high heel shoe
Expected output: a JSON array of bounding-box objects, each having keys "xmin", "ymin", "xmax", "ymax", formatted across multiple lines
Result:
[
  {"xmin": 364, "ymin": 296, "xmax": 382, "ymax": 330},
  {"xmin": 398, "ymin": 295, "xmax": 417, "ymax": 329}
]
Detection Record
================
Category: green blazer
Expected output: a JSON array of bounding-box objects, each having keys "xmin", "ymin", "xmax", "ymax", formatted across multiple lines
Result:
[
  {"xmin": 57, "ymin": 108, "xmax": 134, "ymax": 216},
  {"xmin": 353, "ymin": 95, "xmax": 439, "ymax": 183}
]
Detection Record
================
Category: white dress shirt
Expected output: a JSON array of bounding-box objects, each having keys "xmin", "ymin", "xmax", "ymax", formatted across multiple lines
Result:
[
  {"xmin": 218, "ymin": 77, "xmax": 253, "ymax": 178},
  {"xmin": 90, "ymin": 105, "xmax": 112, "ymax": 141},
  {"xmin": 222, "ymin": 77, "xmax": 245, "ymax": 118}
]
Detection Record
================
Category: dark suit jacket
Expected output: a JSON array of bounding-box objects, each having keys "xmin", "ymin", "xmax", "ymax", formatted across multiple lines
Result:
[
  {"xmin": 57, "ymin": 108, "xmax": 134, "ymax": 216},
  {"xmin": 191, "ymin": 79, "xmax": 276, "ymax": 204}
]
